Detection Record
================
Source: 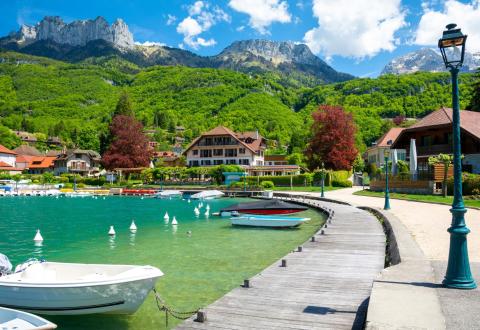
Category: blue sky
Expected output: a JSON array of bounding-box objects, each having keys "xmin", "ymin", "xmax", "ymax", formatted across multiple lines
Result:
[{"xmin": 1, "ymin": 0, "xmax": 479, "ymax": 77}]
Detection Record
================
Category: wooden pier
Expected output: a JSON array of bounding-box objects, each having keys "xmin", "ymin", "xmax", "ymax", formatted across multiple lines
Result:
[{"xmin": 177, "ymin": 197, "xmax": 385, "ymax": 329}]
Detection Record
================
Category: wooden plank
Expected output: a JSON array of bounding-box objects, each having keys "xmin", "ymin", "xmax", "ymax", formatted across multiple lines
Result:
[{"xmin": 177, "ymin": 197, "xmax": 385, "ymax": 330}]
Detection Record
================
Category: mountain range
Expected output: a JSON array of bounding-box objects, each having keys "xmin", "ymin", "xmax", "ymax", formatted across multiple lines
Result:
[{"xmin": 0, "ymin": 16, "xmax": 352, "ymax": 86}]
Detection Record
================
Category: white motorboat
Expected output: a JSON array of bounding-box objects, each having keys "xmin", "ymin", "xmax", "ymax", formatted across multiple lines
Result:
[
  {"xmin": 190, "ymin": 190, "xmax": 224, "ymax": 200},
  {"xmin": 64, "ymin": 192, "xmax": 93, "ymax": 198},
  {"xmin": 154, "ymin": 190, "xmax": 182, "ymax": 198},
  {"xmin": 0, "ymin": 261, "xmax": 163, "ymax": 315},
  {"xmin": 0, "ymin": 306, "xmax": 57, "ymax": 329},
  {"xmin": 231, "ymin": 215, "xmax": 310, "ymax": 228}
]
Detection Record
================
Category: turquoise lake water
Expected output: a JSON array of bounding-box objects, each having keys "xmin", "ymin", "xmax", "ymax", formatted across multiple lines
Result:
[{"xmin": 0, "ymin": 196, "xmax": 324, "ymax": 329}]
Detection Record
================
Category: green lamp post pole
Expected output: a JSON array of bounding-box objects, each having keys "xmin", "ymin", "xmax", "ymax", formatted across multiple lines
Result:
[
  {"xmin": 320, "ymin": 162, "xmax": 325, "ymax": 198},
  {"xmin": 384, "ymin": 150, "xmax": 391, "ymax": 210},
  {"xmin": 438, "ymin": 23, "xmax": 476, "ymax": 289}
]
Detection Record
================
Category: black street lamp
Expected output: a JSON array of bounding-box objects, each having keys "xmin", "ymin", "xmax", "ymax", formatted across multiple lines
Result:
[{"xmin": 438, "ymin": 23, "xmax": 476, "ymax": 289}]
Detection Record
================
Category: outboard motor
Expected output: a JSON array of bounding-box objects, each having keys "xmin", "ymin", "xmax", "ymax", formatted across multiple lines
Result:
[{"xmin": 0, "ymin": 253, "xmax": 12, "ymax": 276}]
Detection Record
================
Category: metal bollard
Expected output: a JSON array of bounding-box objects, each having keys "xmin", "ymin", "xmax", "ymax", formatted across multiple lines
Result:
[
  {"xmin": 321, "ymin": 229, "xmax": 325, "ymax": 235},
  {"xmin": 311, "ymin": 236, "xmax": 315, "ymax": 242},
  {"xmin": 243, "ymin": 279, "xmax": 250, "ymax": 288},
  {"xmin": 298, "ymin": 246, "xmax": 303, "ymax": 252},
  {"xmin": 281, "ymin": 259, "xmax": 287, "ymax": 267}
]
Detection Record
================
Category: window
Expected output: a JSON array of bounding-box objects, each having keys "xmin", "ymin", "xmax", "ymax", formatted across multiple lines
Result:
[
  {"xmin": 226, "ymin": 159, "xmax": 236, "ymax": 164},
  {"xmin": 421, "ymin": 135, "xmax": 432, "ymax": 147},
  {"xmin": 193, "ymin": 150, "xmax": 198, "ymax": 156},
  {"xmin": 200, "ymin": 150, "xmax": 212, "ymax": 157},
  {"xmin": 214, "ymin": 159, "xmax": 223, "ymax": 165},
  {"xmin": 225, "ymin": 149, "xmax": 237, "ymax": 157},
  {"xmin": 240, "ymin": 159, "xmax": 250, "ymax": 165},
  {"xmin": 239, "ymin": 148, "xmax": 245, "ymax": 154},
  {"xmin": 213, "ymin": 149, "xmax": 223, "ymax": 156}
]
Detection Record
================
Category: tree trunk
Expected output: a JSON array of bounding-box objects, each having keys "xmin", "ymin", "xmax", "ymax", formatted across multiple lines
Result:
[{"xmin": 442, "ymin": 163, "xmax": 449, "ymax": 198}]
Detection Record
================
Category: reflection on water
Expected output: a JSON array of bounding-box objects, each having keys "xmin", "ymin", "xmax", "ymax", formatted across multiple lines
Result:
[
  {"xmin": 129, "ymin": 233, "xmax": 136, "ymax": 246},
  {"xmin": 172, "ymin": 225, "xmax": 177, "ymax": 234},
  {"xmin": 33, "ymin": 242, "xmax": 43, "ymax": 256},
  {"xmin": 109, "ymin": 236, "xmax": 116, "ymax": 249}
]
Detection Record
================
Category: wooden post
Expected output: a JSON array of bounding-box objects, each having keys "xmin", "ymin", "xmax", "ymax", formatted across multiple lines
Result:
[{"xmin": 196, "ymin": 310, "xmax": 207, "ymax": 323}]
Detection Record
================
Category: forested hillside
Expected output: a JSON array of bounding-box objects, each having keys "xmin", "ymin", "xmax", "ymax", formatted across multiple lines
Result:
[{"xmin": 0, "ymin": 51, "xmax": 476, "ymax": 153}]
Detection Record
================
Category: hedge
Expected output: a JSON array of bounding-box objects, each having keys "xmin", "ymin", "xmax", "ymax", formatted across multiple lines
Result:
[
  {"xmin": 246, "ymin": 174, "xmax": 313, "ymax": 186},
  {"xmin": 332, "ymin": 179, "xmax": 352, "ymax": 187},
  {"xmin": 447, "ymin": 173, "xmax": 480, "ymax": 195}
]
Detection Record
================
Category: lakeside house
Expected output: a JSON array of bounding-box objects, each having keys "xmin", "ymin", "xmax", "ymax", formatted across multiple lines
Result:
[
  {"xmin": 53, "ymin": 149, "xmax": 101, "ymax": 176},
  {"xmin": 152, "ymin": 151, "xmax": 184, "ymax": 167},
  {"xmin": 0, "ymin": 144, "xmax": 22, "ymax": 174},
  {"xmin": 392, "ymin": 107, "xmax": 480, "ymax": 174},
  {"xmin": 364, "ymin": 127, "xmax": 406, "ymax": 168},
  {"xmin": 184, "ymin": 126, "xmax": 300, "ymax": 176}
]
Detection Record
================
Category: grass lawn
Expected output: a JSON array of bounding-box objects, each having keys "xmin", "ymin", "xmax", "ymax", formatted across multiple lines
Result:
[
  {"xmin": 273, "ymin": 186, "xmax": 344, "ymax": 192},
  {"xmin": 354, "ymin": 189, "xmax": 480, "ymax": 209}
]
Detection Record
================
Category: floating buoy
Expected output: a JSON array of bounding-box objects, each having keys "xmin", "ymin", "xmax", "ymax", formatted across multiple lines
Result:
[
  {"xmin": 33, "ymin": 229, "xmax": 43, "ymax": 242},
  {"xmin": 187, "ymin": 230, "xmax": 192, "ymax": 237},
  {"xmin": 164, "ymin": 212, "xmax": 169, "ymax": 220},
  {"xmin": 103, "ymin": 197, "xmax": 106, "ymax": 200},
  {"xmin": 171, "ymin": 216, "xmax": 178, "ymax": 225},
  {"xmin": 206, "ymin": 204, "xmax": 210, "ymax": 210},
  {"xmin": 188, "ymin": 199, "xmax": 191, "ymax": 203},
  {"xmin": 205, "ymin": 209, "xmax": 210, "ymax": 216},
  {"xmin": 130, "ymin": 220, "xmax": 137, "ymax": 233},
  {"xmin": 108, "ymin": 226, "xmax": 116, "ymax": 236},
  {"xmin": 141, "ymin": 196, "xmax": 144, "ymax": 200},
  {"xmin": 194, "ymin": 207, "xmax": 200, "ymax": 216}
]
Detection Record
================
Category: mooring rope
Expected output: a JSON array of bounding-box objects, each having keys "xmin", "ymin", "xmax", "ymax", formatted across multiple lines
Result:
[{"xmin": 152, "ymin": 288, "xmax": 199, "ymax": 327}]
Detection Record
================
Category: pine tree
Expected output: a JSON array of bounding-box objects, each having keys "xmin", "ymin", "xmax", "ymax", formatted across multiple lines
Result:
[
  {"xmin": 114, "ymin": 90, "xmax": 134, "ymax": 117},
  {"xmin": 470, "ymin": 69, "xmax": 480, "ymax": 112}
]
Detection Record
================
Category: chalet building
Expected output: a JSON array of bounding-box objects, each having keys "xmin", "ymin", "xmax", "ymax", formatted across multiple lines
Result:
[
  {"xmin": 152, "ymin": 151, "xmax": 184, "ymax": 167},
  {"xmin": 364, "ymin": 127, "xmax": 406, "ymax": 168},
  {"xmin": 0, "ymin": 144, "xmax": 22, "ymax": 174},
  {"xmin": 392, "ymin": 108, "xmax": 480, "ymax": 174},
  {"xmin": 184, "ymin": 126, "xmax": 266, "ymax": 167},
  {"xmin": 13, "ymin": 145, "xmax": 55, "ymax": 174},
  {"xmin": 264, "ymin": 155, "xmax": 288, "ymax": 166},
  {"xmin": 53, "ymin": 149, "xmax": 101, "ymax": 176},
  {"xmin": 14, "ymin": 131, "xmax": 37, "ymax": 145}
]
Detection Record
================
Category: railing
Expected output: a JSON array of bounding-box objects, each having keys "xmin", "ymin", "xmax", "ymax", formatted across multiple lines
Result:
[{"xmin": 416, "ymin": 144, "xmax": 452, "ymax": 156}]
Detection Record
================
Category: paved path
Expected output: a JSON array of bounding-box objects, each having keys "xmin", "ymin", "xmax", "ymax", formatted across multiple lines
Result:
[
  {"xmin": 177, "ymin": 200, "xmax": 385, "ymax": 329},
  {"xmin": 290, "ymin": 188, "xmax": 480, "ymax": 262}
]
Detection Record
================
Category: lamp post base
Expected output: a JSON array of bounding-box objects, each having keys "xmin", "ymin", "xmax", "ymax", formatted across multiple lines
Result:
[{"xmin": 443, "ymin": 277, "xmax": 477, "ymax": 289}]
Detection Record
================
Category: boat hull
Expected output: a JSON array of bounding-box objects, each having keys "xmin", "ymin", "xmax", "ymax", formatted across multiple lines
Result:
[
  {"xmin": 0, "ymin": 277, "xmax": 157, "ymax": 315},
  {"xmin": 228, "ymin": 209, "xmax": 302, "ymax": 215},
  {"xmin": 231, "ymin": 216, "xmax": 309, "ymax": 228}
]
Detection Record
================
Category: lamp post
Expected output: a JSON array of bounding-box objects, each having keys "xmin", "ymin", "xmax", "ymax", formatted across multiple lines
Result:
[
  {"xmin": 320, "ymin": 162, "xmax": 325, "ymax": 198},
  {"xmin": 438, "ymin": 24, "xmax": 476, "ymax": 289},
  {"xmin": 384, "ymin": 149, "xmax": 391, "ymax": 210}
]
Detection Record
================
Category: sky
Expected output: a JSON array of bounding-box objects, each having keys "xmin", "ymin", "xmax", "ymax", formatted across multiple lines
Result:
[{"xmin": 1, "ymin": 0, "xmax": 480, "ymax": 77}]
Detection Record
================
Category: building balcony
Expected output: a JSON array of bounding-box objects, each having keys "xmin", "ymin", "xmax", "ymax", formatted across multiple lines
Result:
[{"xmin": 415, "ymin": 144, "xmax": 452, "ymax": 157}]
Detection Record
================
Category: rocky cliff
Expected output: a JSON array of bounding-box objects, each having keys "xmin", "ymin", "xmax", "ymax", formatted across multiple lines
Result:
[{"xmin": 6, "ymin": 16, "xmax": 134, "ymax": 49}]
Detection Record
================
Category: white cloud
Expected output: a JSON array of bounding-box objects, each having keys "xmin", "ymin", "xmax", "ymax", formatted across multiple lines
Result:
[
  {"xmin": 176, "ymin": 1, "xmax": 230, "ymax": 49},
  {"xmin": 228, "ymin": 0, "xmax": 291, "ymax": 34},
  {"xmin": 236, "ymin": 25, "xmax": 245, "ymax": 32},
  {"xmin": 415, "ymin": 0, "xmax": 480, "ymax": 52},
  {"xmin": 166, "ymin": 14, "xmax": 177, "ymax": 26},
  {"xmin": 303, "ymin": 0, "xmax": 406, "ymax": 59},
  {"xmin": 134, "ymin": 41, "xmax": 166, "ymax": 47}
]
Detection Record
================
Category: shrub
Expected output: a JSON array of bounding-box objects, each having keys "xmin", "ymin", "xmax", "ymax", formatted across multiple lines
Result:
[
  {"xmin": 246, "ymin": 174, "xmax": 312, "ymax": 186},
  {"xmin": 229, "ymin": 181, "xmax": 244, "ymax": 188},
  {"xmin": 261, "ymin": 181, "xmax": 275, "ymax": 189},
  {"xmin": 331, "ymin": 170, "xmax": 350, "ymax": 182},
  {"xmin": 447, "ymin": 173, "xmax": 480, "ymax": 195},
  {"xmin": 332, "ymin": 179, "xmax": 352, "ymax": 187}
]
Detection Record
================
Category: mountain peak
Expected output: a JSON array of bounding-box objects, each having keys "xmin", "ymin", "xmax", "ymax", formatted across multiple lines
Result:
[
  {"xmin": 382, "ymin": 47, "xmax": 480, "ymax": 75},
  {"xmin": 5, "ymin": 15, "xmax": 134, "ymax": 49}
]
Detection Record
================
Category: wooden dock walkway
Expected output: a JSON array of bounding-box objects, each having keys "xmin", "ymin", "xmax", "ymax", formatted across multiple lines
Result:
[{"xmin": 177, "ymin": 197, "xmax": 385, "ymax": 330}]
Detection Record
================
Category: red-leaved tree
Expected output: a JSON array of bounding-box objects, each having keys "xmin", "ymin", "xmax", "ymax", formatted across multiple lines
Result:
[
  {"xmin": 102, "ymin": 115, "xmax": 151, "ymax": 170},
  {"xmin": 306, "ymin": 105, "xmax": 357, "ymax": 170}
]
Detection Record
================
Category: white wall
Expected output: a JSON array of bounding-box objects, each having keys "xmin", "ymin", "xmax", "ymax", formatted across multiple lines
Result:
[
  {"xmin": 463, "ymin": 153, "xmax": 480, "ymax": 174},
  {"xmin": 0, "ymin": 153, "xmax": 16, "ymax": 167}
]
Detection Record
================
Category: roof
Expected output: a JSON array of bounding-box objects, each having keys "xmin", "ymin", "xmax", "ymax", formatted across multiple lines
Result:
[
  {"xmin": 0, "ymin": 161, "xmax": 22, "ymax": 171},
  {"xmin": 13, "ymin": 144, "xmax": 42, "ymax": 156},
  {"xmin": 393, "ymin": 107, "xmax": 480, "ymax": 147},
  {"xmin": 0, "ymin": 144, "xmax": 17, "ymax": 155},
  {"xmin": 264, "ymin": 155, "xmax": 287, "ymax": 161},
  {"xmin": 14, "ymin": 131, "xmax": 37, "ymax": 141},
  {"xmin": 16, "ymin": 155, "xmax": 29, "ymax": 163},
  {"xmin": 46, "ymin": 150, "xmax": 62, "ymax": 157},
  {"xmin": 375, "ymin": 127, "xmax": 404, "ymax": 147},
  {"xmin": 28, "ymin": 156, "xmax": 56, "ymax": 169},
  {"xmin": 183, "ymin": 126, "xmax": 265, "ymax": 155},
  {"xmin": 56, "ymin": 149, "xmax": 101, "ymax": 161}
]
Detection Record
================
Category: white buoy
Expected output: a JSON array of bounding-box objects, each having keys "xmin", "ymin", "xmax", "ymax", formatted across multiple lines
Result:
[
  {"xmin": 33, "ymin": 229, "xmax": 43, "ymax": 242},
  {"xmin": 194, "ymin": 207, "xmax": 200, "ymax": 216},
  {"xmin": 130, "ymin": 220, "xmax": 137, "ymax": 233},
  {"xmin": 103, "ymin": 197, "xmax": 106, "ymax": 200},
  {"xmin": 206, "ymin": 204, "xmax": 210, "ymax": 210},
  {"xmin": 188, "ymin": 199, "xmax": 191, "ymax": 203},
  {"xmin": 108, "ymin": 226, "xmax": 116, "ymax": 236},
  {"xmin": 171, "ymin": 216, "xmax": 178, "ymax": 225},
  {"xmin": 205, "ymin": 209, "xmax": 210, "ymax": 216},
  {"xmin": 164, "ymin": 212, "xmax": 169, "ymax": 220}
]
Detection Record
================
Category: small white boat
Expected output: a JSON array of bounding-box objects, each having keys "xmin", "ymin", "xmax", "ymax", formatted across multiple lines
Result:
[
  {"xmin": 231, "ymin": 215, "xmax": 310, "ymax": 228},
  {"xmin": 64, "ymin": 192, "xmax": 93, "ymax": 198},
  {"xmin": 154, "ymin": 190, "xmax": 182, "ymax": 198},
  {"xmin": 0, "ymin": 306, "xmax": 57, "ymax": 330},
  {"xmin": 0, "ymin": 261, "xmax": 163, "ymax": 315},
  {"xmin": 190, "ymin": 190, "xmax": 224, "ymax": 200}
]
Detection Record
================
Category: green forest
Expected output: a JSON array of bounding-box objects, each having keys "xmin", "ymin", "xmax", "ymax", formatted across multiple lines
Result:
[{"xmin": 0, "ymin": 50, "xmax": 478, "ymax": 154}]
